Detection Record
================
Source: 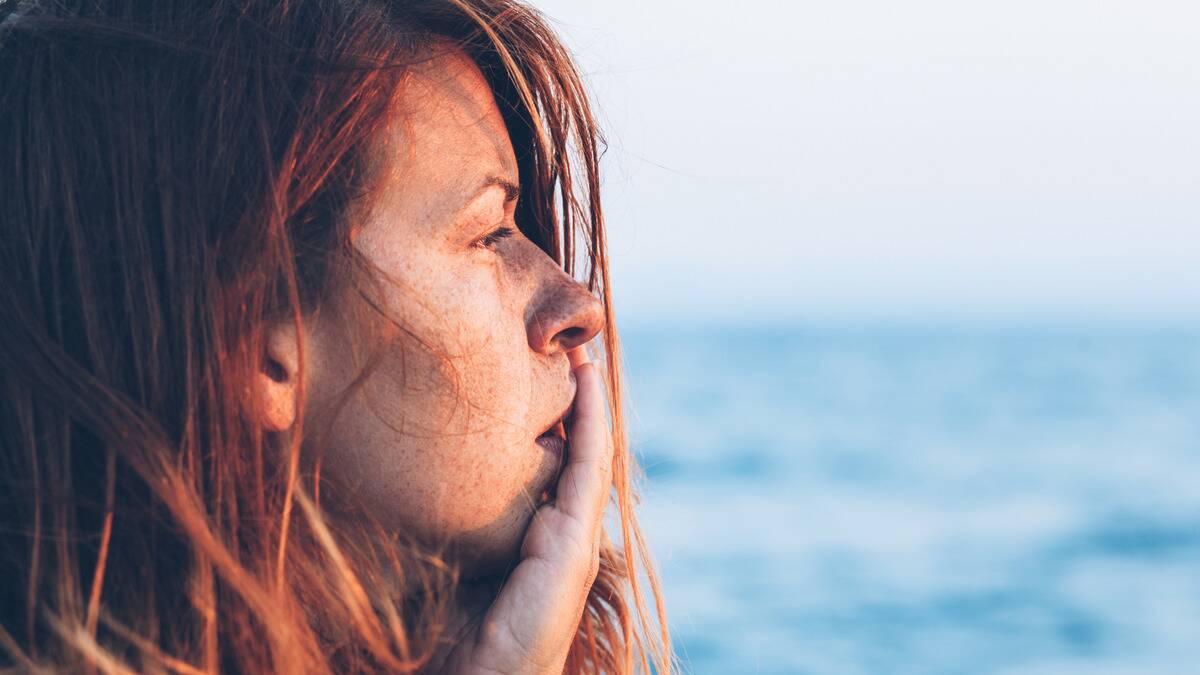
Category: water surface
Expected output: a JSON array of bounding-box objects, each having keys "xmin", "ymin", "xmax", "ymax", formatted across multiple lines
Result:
[{"xmin": 625, "ymin": 323, "xmax": 1200, "ymax": 674}]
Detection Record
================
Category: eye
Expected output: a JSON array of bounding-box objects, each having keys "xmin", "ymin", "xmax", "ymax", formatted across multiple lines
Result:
[{"xmin": 473, "ymin": 225, "xmax": 516, "ymax": 251}]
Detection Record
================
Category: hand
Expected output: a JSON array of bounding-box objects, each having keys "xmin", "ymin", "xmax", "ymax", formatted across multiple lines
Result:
[{"xmin": 438, "ymin": 346, "xmax": 613, "ymax": 674}]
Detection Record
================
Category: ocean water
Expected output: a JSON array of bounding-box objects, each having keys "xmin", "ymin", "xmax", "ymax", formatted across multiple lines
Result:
[{"xmin": 622, "ymin": 323, "xmax": 1200, "ymax": 675}]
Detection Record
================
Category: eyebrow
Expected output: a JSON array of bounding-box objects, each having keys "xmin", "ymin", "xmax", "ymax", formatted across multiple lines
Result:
[
  {"xmin": 475, "ymin": 175, "xmax": 521, "ymax": 203},
  {"xmin": 445, "ymin": 175, "xmax": 521, "ymax": 226}
]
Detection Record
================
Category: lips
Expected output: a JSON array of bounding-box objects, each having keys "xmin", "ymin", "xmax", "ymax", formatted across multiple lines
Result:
[
  {"xmin": 532, "ymin": 379, "xmax": 574, "ymax": 504},
  {"xmin": 534, "ymin": 382, "xmax": 574, "ymax": 450},
  {"xmin": 536, "ymin": 420, "xmax": 566, "ymax": 455},
  {"xmin": 535, "ymin": 416, "xmax": 568, "ymax": 505}
]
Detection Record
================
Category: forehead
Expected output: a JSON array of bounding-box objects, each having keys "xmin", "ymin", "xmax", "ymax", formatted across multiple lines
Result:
[{"xmin": 362, "ymin": 47, "xmax": 518, "ymax": 220}]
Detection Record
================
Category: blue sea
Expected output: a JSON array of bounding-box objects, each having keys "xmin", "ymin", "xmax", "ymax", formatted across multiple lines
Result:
[{"xmin": 623, "ymin": 323, "xmax": 1200, "ymax": 675}]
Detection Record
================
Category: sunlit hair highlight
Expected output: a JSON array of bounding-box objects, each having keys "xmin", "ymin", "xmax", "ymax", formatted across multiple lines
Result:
[{"xmin": 0, "ymin": 0, "xmax": 671, "ymax": 672}]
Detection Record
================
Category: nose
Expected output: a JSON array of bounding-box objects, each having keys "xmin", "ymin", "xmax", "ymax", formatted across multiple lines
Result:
[{"xmin": 526, "ymin": 273, "xmax": 605, "ymax": 356}]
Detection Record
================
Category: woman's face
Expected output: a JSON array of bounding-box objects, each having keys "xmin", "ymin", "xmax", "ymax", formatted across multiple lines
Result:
[{"xmin": 302, "ymin": 48, "xmax": 604, "ymax": 575}]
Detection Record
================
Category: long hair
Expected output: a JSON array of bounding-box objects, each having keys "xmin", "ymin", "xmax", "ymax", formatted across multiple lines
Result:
[{"xmin": 0, "ymin": 0, "xmax": 671, "ymax": 671}]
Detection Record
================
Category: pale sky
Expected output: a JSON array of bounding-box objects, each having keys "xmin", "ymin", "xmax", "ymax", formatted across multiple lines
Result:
[{"xmin": 533, "ymin": 0, "xmax": 1200, "ymax": 323}]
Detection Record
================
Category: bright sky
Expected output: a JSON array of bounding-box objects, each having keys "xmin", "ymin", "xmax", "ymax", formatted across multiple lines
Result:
[{"xmin": 533, "ymin": 0, "xmax": 1200, "ymax": 323}]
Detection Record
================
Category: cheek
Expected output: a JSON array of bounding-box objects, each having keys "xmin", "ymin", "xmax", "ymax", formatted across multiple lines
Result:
[
  {"xmin": 312, "ymin": 266, "xmax": 553, "ymax": 559},
  {"xmin": 409, "ymin": 312, "xmax": 544, "ymax": 533},
  {"xmin": 320, "ymin": 338, "xmax": 549, "ymax": 548}
]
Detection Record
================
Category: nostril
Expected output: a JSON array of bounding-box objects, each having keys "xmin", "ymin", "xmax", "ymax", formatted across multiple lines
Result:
[
  {"xmin": 527, "ymin": 275, "xmax": 605, "ymax": 354},
  {"xmin": 556, "ymin": 326, "xmax": 586, "ymax": 346}
]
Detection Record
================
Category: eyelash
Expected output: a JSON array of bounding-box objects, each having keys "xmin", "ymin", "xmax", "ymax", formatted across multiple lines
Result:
[{"xmin": 475, "ymin": 225, "xmax": 516, "ymax": 251}]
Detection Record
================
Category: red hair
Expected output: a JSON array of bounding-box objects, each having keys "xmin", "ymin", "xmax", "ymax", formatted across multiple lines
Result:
[{"xmin": 0, "ymin": 0, "xmax": 671, "ymax": 671}]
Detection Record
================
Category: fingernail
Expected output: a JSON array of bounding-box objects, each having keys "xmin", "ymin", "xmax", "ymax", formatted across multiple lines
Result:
[{"xmin": 568, "ymin": 346, "xmax": 591, "ymax": 370}]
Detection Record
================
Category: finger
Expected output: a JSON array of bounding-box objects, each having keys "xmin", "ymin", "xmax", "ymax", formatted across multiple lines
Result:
[
  {"xmin": 553, "ymin": 353, "xmax": 612, "ymax": 529},
  {"xmin": 567, "ymin": 345, "xmax": 590, "ymax": 370}
]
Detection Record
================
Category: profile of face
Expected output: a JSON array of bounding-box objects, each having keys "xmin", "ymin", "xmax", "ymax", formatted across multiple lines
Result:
[{"xmin": 260, "ymin": 47, "xmax": 605, "ymax": 577}]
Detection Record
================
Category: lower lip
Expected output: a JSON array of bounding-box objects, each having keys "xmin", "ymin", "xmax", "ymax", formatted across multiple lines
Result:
[{"xmin": 536, "ymin": 432, "xmax": 565, "ymax": 457}]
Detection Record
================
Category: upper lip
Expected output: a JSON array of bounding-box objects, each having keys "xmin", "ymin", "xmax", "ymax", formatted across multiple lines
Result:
[{"xmin": 537, "ymin": 389, "xmax": 575, "ymax": 440}]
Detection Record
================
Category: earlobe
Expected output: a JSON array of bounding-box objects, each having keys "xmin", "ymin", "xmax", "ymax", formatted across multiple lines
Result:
[{"xmin": 251, "ymin": 321, "xmax": 302, "ymax": 432}]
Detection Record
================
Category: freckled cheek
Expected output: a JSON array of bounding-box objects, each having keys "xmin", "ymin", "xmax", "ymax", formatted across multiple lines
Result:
[
  {"xmin": 378, "ymin": 441, "xmax": 539, "ymax": 549},
  {"xmin": 357, "ymin": 263, "xmax": 540, "ymax": 535},
  {"xmin": 316, "ymin": 357, "xmax": 528, "ymax": 534},
  {"xmin": 424, "ymin": 380, "xmax": 545, "ymax": 536},
  {"xmin": 362, "ymin": 351, "xmax": 541, "ymax": 535},
  {"xmin": 344, "ymin": 422, "xmax": 541, "ymax": 540},
  {"xmin": 436, "ymin": 277, "xmax": 536, "ymax": 439}
]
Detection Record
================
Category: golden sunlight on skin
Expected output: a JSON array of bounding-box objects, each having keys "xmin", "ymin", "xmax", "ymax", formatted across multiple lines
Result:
[{"xmin": 301, "ymin": 46, "xmax": 604, "ymax": 577}]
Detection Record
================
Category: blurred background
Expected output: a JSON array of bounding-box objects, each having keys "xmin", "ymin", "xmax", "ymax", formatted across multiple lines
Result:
[{"xmin": 534, "ymin": 0, "xmax": 1200, "ymax": 673}]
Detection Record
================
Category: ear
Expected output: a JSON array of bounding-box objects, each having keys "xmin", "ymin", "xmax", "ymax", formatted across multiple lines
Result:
[{"xmin": 250, "ymin": 320, "xmax": 302, "ymax": 432}]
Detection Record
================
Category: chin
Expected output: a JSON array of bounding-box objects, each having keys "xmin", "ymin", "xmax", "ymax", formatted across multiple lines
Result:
[
  {"xmin": 434, "ymin": 448, "xmax": 561, "ymax": 579},
  {"xmin": 450, "ymin": 482, "xmax": 554, "ymax": 578},
  {"xmin": 450, "ymin": 512, "xmax": 532, "ymax": 579}
]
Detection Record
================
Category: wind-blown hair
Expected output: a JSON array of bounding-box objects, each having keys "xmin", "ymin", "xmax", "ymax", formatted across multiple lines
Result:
[{"xmin": 0, "ymin": 0, "xmax": 670, "ymax": 671}]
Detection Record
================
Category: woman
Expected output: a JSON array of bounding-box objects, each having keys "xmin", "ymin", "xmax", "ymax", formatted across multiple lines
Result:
[{"xmin": 0, "ymin": 0, "xmax": 670, "ymax": 672}]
